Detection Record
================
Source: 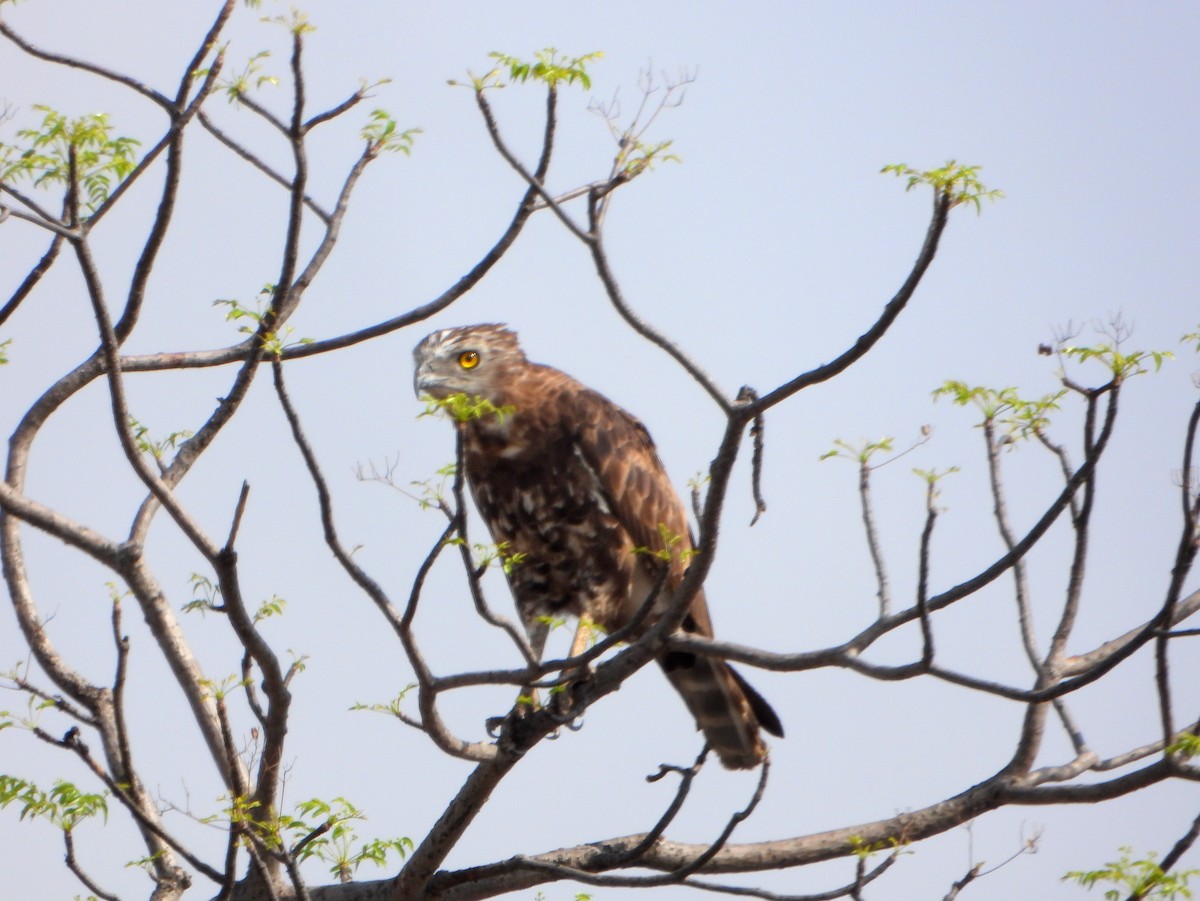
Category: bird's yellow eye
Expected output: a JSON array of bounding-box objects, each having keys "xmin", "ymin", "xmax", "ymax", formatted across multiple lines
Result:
[{"xmin": 458, "ymin": 350, "xmax": 480, "ymax": 370}]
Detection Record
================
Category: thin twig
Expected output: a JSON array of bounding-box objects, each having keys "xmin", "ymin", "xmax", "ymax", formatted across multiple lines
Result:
[
  {"xmin": 0, "ymin": 231, "xmax": 63, "ymax": 326},
  {"xmin": 63, "ymin": 830, "xmax": 121, "ymax": 901},
  {"xmin": 513, "ymin": 760, "xmax": 771, "ymax": 890},
  {"xmin": 737, "ymin": 386, "xmax": 768, "ymax": 525}
]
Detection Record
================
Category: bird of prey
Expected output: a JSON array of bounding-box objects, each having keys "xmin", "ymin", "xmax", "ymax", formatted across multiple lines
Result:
[{"xmin": 414, "ymin": 323, "xmax": 782, "ymax": 768}]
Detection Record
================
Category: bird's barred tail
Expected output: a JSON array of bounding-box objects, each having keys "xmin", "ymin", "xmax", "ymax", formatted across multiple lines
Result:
[{"xmin": 658, "ymin": 650, "xmax": 784, "ymax": 770}]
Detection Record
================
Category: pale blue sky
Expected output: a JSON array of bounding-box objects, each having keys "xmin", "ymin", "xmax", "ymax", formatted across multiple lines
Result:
[{"xmin": 2, "ymin": 2, "xmax": 1199, "ymax": 899}]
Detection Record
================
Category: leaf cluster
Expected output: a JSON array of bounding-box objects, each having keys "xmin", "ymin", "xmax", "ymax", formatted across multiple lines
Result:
[
  {"xmin": 183, "ymin": 572, "xmax": 288, "ymax": 624},
  {"xmin": 214, "ymin": 285, "xmax": 312, "ymax": 355},
  {"xmin": 1060, "ymin": 343, "xmax": 1173, "ymax": 380},
  {"xmin": 1, "ymin": 105, "xmax": 140, "ymax": 213},
  {"xmin": 616, "ymin": 137, "xmax": 680, "ymax": 177},
  {"xmin": 632, "ymin": 523, "xmax": 699, "ymax": 564},
  {"xmin": 446, "ymin": 537, "xmax": 527, "ymax": 575},
  {"xmin": 1064, "ymin": 846, "xmax": 1199, "ymax": 900},
  {"xmin": 419, "ymin": 392, "xmax": 516, "ymax": 425},
  {"xmin": 214, "ymin": 795, "xmax": 412, "ymax": 880},
  {"xmin": 820, "ymin": 437, "xmax": 895, "ymax": 464},
  {"xmin": 487, "ymin": 48, "xmax": 603, "ymax": 91},
  {"xmin": 350, "ymin": 685, "xmax": 417, "ymax": 719},
  {"xmin": 0, "ymin": 775, "xmax": 108, "ymax": 831},
  {"xmin": 1166, "ymin": 732, "xmax": 1200, "ymax": 759},
  {"xmin": 361, "ymin": 109, "xmax": 420, "ymax": 155},
  {"xmin": 408, "ymin": 462, "xmax": 458, "ymax": 510},
  {"xmin": 183, "ymin": 572, "xmax": 223, "ymax": 616},
  {"xmin": 218, "ymin": 50, "xmax": 280, "ymax": 101},
  {"xmin": 912, "ymin": 465, "xmax": 960, "ymax": 486},
  {"xmin": 848, "ymin": 833, "xmax": 905, "ymax": 860},
  {"xmin": 128, "ymin": 417, "xmax": 194, "ymax": 462},
  {"xmin": 934, "ymin": 380, "xmax": 1066, "ymax": 440},
  {"xmin": 881, "ymin": 160, "xmax": 1004, "ymax": 213}
]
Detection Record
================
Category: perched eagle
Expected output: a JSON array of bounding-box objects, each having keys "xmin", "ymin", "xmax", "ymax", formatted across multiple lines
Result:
[{"xmin": 413, "ymin": 324, "xmax": 782, "ymax": 769}]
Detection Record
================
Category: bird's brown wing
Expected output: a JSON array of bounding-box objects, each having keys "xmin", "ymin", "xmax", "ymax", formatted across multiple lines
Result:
[
  {"xmin": 567, "ymin": 385, "xmax": 782, "ymax": 769},
  {"xmin": 570, "ymin": 387, "xmax": 692, "ymax": 584}
]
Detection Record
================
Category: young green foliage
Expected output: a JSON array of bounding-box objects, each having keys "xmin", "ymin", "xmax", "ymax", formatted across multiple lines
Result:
[
  {"xmin": 0, "ymin": 776, "xmax": 108, "ymax": 831},
  {"xmin": 487, "ymin": 48, "xmax": 603, "ymax": 91},
  {"xmin": 183, "ymin": 572, "xmax": 222, "ymax": 616},
  {"xmin": 420, "ymin": 392, "xmax": 516, "ymax": 425},
  {"xmin": 1, "ymin": 106, "xmax": 140, "ymax": 214},
  {"xmin": 0, "ymin": 670, "xmax": 62, "ymax": 730},
  {"xmin": 264, "ymin": 7, "xmax": 316, "ymax": 36},
  {"xmin": 881, "ymin": 160, "xmax": 1003, "ymax": 213},
  {"xmin": 1166, "ymin": 732, "xmax": 1200, "ymax": 760},
  {"xmin": 198, "ymin": 675, "xmax": 250, "ymax": 701},
  {"xmin": 361, "ymin": 109, "xmax": 420, "ymax": 155},
  {"xmin": 0, "ymin": 339, "xmax": 10, "ymax": 365},
  {"xmin": 933, "ymin": 381, "xmax": 1066, "ymax": 440},
  {"xmin": 218, "ymin": 50, "xmax": 279, "ymax": 101},
  {"xmin": 820, "ymin": 437, "xmax": 895, "ymax": 464},
  {"xmin": 1183, "ymin": 325, "xmax": 1200, "ymax": 354},
  {"xmin": 1060, "ymin": 343, "xmax": 1173, "ymax": 380},
  {"xmin": 254, "ymin": 594, "xmax": 288, "ymax": 623},
  {"xmin": 534, "ymin": 613, "xmax": 570, "ymax": 632},
  {"xmin": 128, "ymin": 417, "xmax": 194, "ymax": 462},
  {"xmin": 1064, "ymin": 846, "xmax": 1198, "ymax": 900},
  {"xmin": 214, "ymin": 284, "xmax": 312, "ymax": 355},
  {"xmin": 848, "ymin": 833, "xmax": 905, "ymax": 860},
  {"xmin": 912, "ymin": 466, "xmax": 960, "ymax": 503},
  {"xmin": 213, "ymin": 794, "xmax": 412, "ymax": 880},
  {"xmin": 351, "ymin": 684, "xmax": 417, "ymax": 719},
  {"xmin": 288, "ymin": 797, "xmax": 412, "ymax": 880},
  {"xmin": 409, "ymin": 462, "xmax": 458, "ymax": 510},
  {"xmin": 632, "ymin": 523, "xmax": 699, "ymax": 564},
  {"xmin": 445, "ymin": 538, "xmax": 527, "ymax": 575},
  {"xmin": 182, "ymin": 572, "xmax": 286, "ymax": 623},
  {"xmin": 615, "ymin": 137, "xmax": 680, "ymax": 178}
]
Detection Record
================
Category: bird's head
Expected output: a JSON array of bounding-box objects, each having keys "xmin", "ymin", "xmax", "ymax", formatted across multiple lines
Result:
[{"xmin": 412, "ymin": 323, "xmax": 526, "ymax": 403}]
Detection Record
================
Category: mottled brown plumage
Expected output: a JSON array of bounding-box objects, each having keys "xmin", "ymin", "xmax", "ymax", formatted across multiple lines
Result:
[{"xmin": 413, "ymin": 324, "xmax": 782, "ymax": 768}]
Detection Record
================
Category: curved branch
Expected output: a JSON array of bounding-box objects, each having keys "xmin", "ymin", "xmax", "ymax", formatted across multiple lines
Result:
[
  {"xmin": 753, "ymin": 189, "xmax": 953, "ymax": 412},
  {"xmin": 0, "ymin": 20, "xmax": 172, "ymax": 110},
  {"xmin": 0, "ymin": 231, "xmax": 63, "ymax": 326},
  {"xmin": 586, "ymin": 213, "xmax": 732, "ymax": 412}
]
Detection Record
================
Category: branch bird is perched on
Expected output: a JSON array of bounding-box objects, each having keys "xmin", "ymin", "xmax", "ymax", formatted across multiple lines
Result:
[{"xmin": 413, "ymin": 324, "xmax": 783, "ymax": 769}]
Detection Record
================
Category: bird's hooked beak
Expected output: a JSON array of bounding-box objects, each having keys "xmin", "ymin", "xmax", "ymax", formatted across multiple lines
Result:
[{"xmin": 413, "ymin": 360, "xmax": 446, "ymax": 399}]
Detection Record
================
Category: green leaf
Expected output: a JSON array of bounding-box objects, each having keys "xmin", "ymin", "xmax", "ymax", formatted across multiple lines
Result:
[
  {"xmin": 934, "ymin": 380, "xmax": 1066, "ymax": 440},
  {"xmin": 253, "ymin": 595, "xmax": 287, "ymax": 622},
  {"xmin": 0, "ymin": 776, "xmax": 108, "ymax": 831},
  {"xmin": 361, "ymin": 110, "xmax": 421, "ymax": 155},
  {"xmin": 913, "ymin": 465, "xmax": 959, "ymax": 485},
  {"xmin": 882, "ymin": 160, "xmax": 1003, "ymax": 213},
  {"xmin": 483, "ymin": 48, "xmax": 603, "ymax": 91},
  {"xmin": 127, "ymin": 416, "xmax": 194, "ymax": 461},
  {"xmin": 1060, "ymin": 343, "xmax": 1174, "ymax": 379},
  {"xmin": 820, "ymin": 437, "xmax": 895, "ymax": 464},
  {"xmin": 0, "ymin": 106, "xmax": 141, "ymax": 214},
  {"xmin": 1065, "ymin": 846, "xmax": 1199, "ymax": 899},
  {"xmin": 1166, "ymin": 732, "xmax": 1200, "ymax": 759},
  {"xmin": 419, "ymin": 392, "xmax": 516, "ymax": 424}
]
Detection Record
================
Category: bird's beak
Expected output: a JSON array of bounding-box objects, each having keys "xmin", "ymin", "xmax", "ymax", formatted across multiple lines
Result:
[{"xmin": 413, "ymin": 365, "xmax": 444, "ymax": 399}]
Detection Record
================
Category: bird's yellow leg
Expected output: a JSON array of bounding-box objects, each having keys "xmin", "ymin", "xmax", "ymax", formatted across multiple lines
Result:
[
  {"xmin": 548, "ymin": 613, "xmax": 595, "ymax": 720},
  {"xmin": 567, "ymin": 613, "xmax": 595, "ymax": 660}
]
